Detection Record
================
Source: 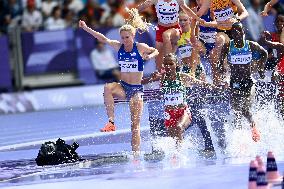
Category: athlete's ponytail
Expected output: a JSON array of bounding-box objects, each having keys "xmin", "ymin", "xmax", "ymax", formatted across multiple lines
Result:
[{"xmin": 123, "ymin": 8, "xmax": 152, "ymax": 34}]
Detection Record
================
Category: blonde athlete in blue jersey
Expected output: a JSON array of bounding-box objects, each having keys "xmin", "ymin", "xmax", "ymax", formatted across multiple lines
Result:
[{"xmin": 79, "ymin": 20, "xmax": 159, "ymax": 154}]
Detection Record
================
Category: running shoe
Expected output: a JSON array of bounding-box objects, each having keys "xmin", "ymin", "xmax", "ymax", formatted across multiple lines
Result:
[{"xmin": 100, "ymin": 122, "xmax": 116, "ymax": 132}]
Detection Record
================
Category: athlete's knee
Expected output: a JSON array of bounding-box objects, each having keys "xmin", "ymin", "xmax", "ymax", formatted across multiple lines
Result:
[
  {"xmin": 130, "ymin": 94, "xmax": 143, "ymax": 107},
  {"xmin": 104, "ymin": 83, "xmax": 113, "ymax": 95},
  {"xmin": 162, "ymin": 32, "xmax": 171, "ymax": 42},
  {"xmin": 215, "ymin": 35, "xmax": 225, "ymax": 47}
]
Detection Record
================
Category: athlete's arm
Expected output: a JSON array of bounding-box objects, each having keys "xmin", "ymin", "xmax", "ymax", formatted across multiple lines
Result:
[
  {"xmin": 260, "ymin": 31, "xmax": 284, "ymax": 51},
  {"xmin": 138, "ymin": 43, "xmax": 159, "ymax": 60},
  {"xmin": 261, "ymin": 0, "xmax": 279, "ymax": 16},
  {"xmin": 79, "ymin": 20, "xmax": 121, "ymax": 51},
  {"xmin": 190, "ymin": 18, "xmax": 198, "ymax": 42},
  {"xmin": 196, "ymin": 0, "xmax": 210, "ymax": 17},
  {"xmin": 231, "ymin": 0, "xmax": 249, "ymax": 21},
  {"xmin": 180, "ymin": 73, "xmax": 212, "ymax": 88},
  {"xmin": 141, "ymin": 71, "xmax": 163, "ymax": 84},
  {"xmin": 199, "ymin": 20, "xmax": 218, "ymax": 28},
  {"xmin": 137, "ymin": 0, "xmax": 156, "ymax": 12},
  {"xmin": 178, "ymin": 0, "xmax": 203, "ymax": 22},
  {"xmin": 249, "ymin": 41, "xmax": 268, "ymax": 78}
]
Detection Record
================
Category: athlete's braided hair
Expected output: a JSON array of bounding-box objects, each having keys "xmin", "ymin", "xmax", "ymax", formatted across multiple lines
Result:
[{"xmin": 123, "ymin": 8, "xmax": 153, "ymax": 34}]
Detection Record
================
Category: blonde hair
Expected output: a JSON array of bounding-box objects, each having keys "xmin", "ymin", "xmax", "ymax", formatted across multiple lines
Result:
[
  {"xmin": 123, "ymin": 8, "xmax": 152, "ymax": 34},
  {"xmin": 119, "ymin": 24, "xmax": 137, "ymax": 36},
  {"xmin": 179, "ymin": 11, "xmax": 190, "ymax": 19}
]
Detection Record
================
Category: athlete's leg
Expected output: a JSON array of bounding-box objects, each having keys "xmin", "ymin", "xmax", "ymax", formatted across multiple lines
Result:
[
  {"xmin": 241, "ymin": 87, "xmax": 260, "ymax": 142},
  {"xmin": 167, "ymin": 126, "xmax": 181, "ymax": 147},
  {"xmin": 210, "ymin": 33, "xmax": 229, "ymax": 85},
  {"xmin": 191, "ymin": 44, "xmax": 201, "ymax": 73},
  {"xmin": 167, "ymin": 110, "xmax": 191, "ymax": 146},
  {"xmin": 129, "ymin": 93, "xmax": 144, "ymax": 152},
  {"xmin": 162, "ymin": 28, "xmax": 181, "ymax": 55},
  {"xmin": 156, "ymin": 41, "xmax": 164, "ymax": 71},
  {"xmin": 103, "ymin": 82, "xmax": 126, "ymax": 122},
  {"xmin": 192, "ymin": 112, "xmax": 215, "ymax": 150}
]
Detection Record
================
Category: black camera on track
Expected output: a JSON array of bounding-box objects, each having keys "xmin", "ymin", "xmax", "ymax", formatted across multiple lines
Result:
[{"xmin": 35, "ymin": 138, "xmax": 80, "ymax": 166}]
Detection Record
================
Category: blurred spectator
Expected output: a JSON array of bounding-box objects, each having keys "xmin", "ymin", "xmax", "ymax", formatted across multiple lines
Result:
[
  {"xmin": 21, "ymin": 0, "xmax": 42, "ymax": 32},
  {"xmin": 245, "ymin": 0, "xmax": 264, "ymax": 41},
  {"xmin": 22, "ymin": 0, "xmax": 41, "ymax": 9},
  {"xmin": 1, "ymin": 0, "xmax": 23, "ymax": 33},
  {"xmin": 41, "ymin": 0, "xmax": 58, "ymax": 18},
  {"xmin": 44, "ymin": 6, "xmax": 66, "ymax": 31},
  {"xmin": 79, "ymin": 0, "xmax": 104, "ymax": 26},
  {"xmin": 102, "ymin": 8, "xmax": 125, "ymax": 27},
  {"xmin": 63, "ymin": 9, "xmax": 76, "ymax": 28},
  {"xmin": 101, "ymin": 0, "xmax": 124, "ymax": 26},
  {"xmin": 65, "ymin": 0, "xmax": 84, "ymax": 14},
  {"xmin": 90, "ymin": 40, "xmax": 120, "ymax": 81}
]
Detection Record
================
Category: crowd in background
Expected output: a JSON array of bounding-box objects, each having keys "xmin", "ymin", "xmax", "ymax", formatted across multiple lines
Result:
[
  {"xmin": 0, "ymin": 0, "xmax": 283, "ymax": 84},
  {"xmin": 0, "ymin": 0, "xmax": 283, "ymax": 37},
  {"xmin": 0, "ymin": 0, "xmax": 157, "ymax": 34}
]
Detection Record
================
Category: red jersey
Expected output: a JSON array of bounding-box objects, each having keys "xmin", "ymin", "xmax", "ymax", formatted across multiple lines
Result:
[{"xmin": 271, "ymin": 33, "xmax": 284, "ymax": 74}]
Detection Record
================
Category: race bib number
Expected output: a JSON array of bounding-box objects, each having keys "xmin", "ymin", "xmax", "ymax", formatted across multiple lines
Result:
[
  {"xmin": 199, "ymin": 31, "xmax": 217, "ymax": 44},
  {"xmin": 214, "ymin": 7, "xmax": 234, "ymax": 22},
  {"xmin": 164, "ymin": 93, "xmax": 184, "ymax": 106},
  {"xmin": 119, "ymin": 60, "xmax": 139, "ymax": 72},
  {"xmin": 178, "ymin": 45, "xmax": 192, "ymax": 58},
  {"xmin": 156, "ymin": 3, "xmax": 179, "ymax": 24},
  {"xmin": 230, "ymin": 53, "xmax": 252, "ymax": 65}
]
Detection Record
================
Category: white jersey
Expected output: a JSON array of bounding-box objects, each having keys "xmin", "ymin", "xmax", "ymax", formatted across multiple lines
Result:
[{"xmin": 155, "ymin": 0, "xmax": 179, "ymax": 25}]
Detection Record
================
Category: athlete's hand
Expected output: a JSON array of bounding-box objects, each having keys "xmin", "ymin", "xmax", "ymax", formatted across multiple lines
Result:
[
  {"xmin": 251, "ymin": 124, "xmax": 260, "ymax": 142},
  {"xmin": 150, "ymin": 71, "xmax": 163, "ymax": 82},
  {"xmin": 79, "ymin": 20, "xmax": 87, "ymax": 29},
  {"xmin": 262, "ymin": 31, "xmax": 272, "ymax": 39},
  {"xmin": 260, "ymin": 11, "xmax": 268, "ymax": 17},
  {"xmin": 259, "ymin": 31, "xmax": 272, "ymax": 45},
  {"xmin": 176, "ymin": 0, "xmax": 185, "ymax": 5},
  {"xmin": 197, "ymin": 18, "xmax": 206, "ymax": 25},
  {"xmin": 217, "ymin": 18, "xmax": 237, "ymax": 29},
  {"xmin": 142, "ymin": 53, "xmax": 152, "ymax": 60}
]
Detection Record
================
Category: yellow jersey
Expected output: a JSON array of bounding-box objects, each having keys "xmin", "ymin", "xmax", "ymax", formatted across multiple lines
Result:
[
  {"xmin": 177, "ymin": 31, "xmax": 193, "ymax": 59},
  {"xmin": 177, "ymin": 30, "xmax": 191, "ymax": 47}
]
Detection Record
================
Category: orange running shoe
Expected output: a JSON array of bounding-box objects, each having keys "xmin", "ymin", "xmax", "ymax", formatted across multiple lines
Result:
[{"xmin": 100, "ymin": 122, "xmax": 116, "ymax": 132}]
